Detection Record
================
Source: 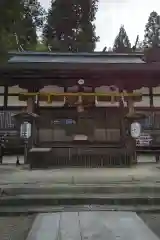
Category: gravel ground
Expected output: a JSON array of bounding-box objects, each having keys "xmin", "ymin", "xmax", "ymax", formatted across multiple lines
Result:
[
  {"xmin": 0, "ymin": 215, "xmax": 35, "ymax": 240},
  {"xmin": 138, "ymin": 213, "xmax": 160, "ymax": 238}
]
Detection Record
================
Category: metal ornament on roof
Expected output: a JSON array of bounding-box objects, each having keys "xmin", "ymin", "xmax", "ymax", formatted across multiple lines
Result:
[{"xmin": 78, "ymin": 79, "xmax": 84, "ymax": 85}]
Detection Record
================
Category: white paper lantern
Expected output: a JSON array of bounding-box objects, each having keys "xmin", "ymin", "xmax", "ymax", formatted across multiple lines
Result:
[
  {"xmin": 20, "ymin": 122, "xmax": 31, "ymax": 139},
  {"xmin": 131, "ymin": 122, "xmax": 141, "ymax": 138}
]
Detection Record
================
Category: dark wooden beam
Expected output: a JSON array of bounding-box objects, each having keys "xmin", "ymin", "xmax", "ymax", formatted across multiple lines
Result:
[
  {"xmin": 3, "ymin": 85, "xmax": 8, "ymax": 110},
  {"xmin": 149, "ymin": 87, "xmax": 153, "ymax": 107}
]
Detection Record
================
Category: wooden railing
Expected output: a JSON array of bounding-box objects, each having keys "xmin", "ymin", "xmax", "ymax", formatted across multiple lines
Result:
[{"xmin": 18, "ymin": 92, "xmax": 142, "ymax": 104}]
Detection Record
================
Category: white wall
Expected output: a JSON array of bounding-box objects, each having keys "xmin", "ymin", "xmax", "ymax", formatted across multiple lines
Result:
[
  {"xmin": 8, "ymin": 96, "xmax": 26, "ymax": 106},
  {"xmin": 39, "ymin": 86, "xmax": 64, "ymax": 107},
  {"xmin": 134, "ymin": 96, "xmax": 150, "ymax": 107},
  {"xmin": 5, "ymin": 85, "xmax": 160, "ymax": 108},
  {"xmin": 95, "ymin": 86, "xmax": 150, "ymax": 108},
  {"xmin": 0, "ymin": 97, "xmax": 3, "ymax": 106},
  {"xmin": 153, "ymin": 87, "xmax": 160, "ymax": 107},
  {"xmin": 134, "ymin": 86, "xmax": 160, "ymax": 108},
  {"xmin": 8, "ymin": 86, "xmax": 27, "ymax": 106},
  {"xmin": 95, "ymin": 86, "xmax": 120, "ymax": 107},
  {"xmin": 8, "ymin": 85, "xmax": 27, "ymax": 94},
  {"xmin": 0, "ymin": 87, "xmax": 4, "ymax": 106}
]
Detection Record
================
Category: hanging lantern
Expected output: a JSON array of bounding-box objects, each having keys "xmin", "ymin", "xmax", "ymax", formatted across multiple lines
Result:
[{"xmin": 131, "ymin": 122, "xmax": 141, "ymax": 138}]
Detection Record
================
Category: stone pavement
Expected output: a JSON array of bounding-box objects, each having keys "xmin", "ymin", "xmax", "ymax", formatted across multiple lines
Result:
[
  {"xmin": 26, "ymin": 211, "xmax": 159, "ymax": 240},
  {"xmin": 1, "ymin": 212, "xmax": 160, "ymax": 240},
  {"xmin": 0, "ymin": 163, "xmax": 159, "ymax": 185},
  {"xmin": 1, "ymin": 157, "xmax": 160, "ymax": 239},
  {"xmin": 0, "ymin": 155, "xmax": 159, "ymax": 186}
]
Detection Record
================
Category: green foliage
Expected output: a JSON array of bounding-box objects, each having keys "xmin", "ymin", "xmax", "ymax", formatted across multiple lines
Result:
[
  {"xmin": 0, "ymin": 0, "xmax": 45, "ymax": 60},
  {"xmin": 0, "ymin": 0, "xmax": 22, "ymax": 60},
  {"xmin": 14, "ymin": 0, "xmax": 45, "ymax": 51},
  {"xmin": 36, "ymin": 41, "xmax": 48, "ymax": 52},
  {"xmin": 136, "ymin": 41, "xmax": 144, "ymax": 52},
  {"xmin": 113, "ymin": 25, "xmax": 131, "ymax": 53},
  {"xmin": 43, "ymin": 0, "xmax": 99, "ymax": 52},
  {"xmin": 143, "ymin": 11, "xmax": 160, "ymax": 48}
]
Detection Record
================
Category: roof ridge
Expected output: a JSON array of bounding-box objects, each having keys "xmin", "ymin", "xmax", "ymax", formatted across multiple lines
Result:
[{"xmin": 8, "ymin": 51, "xmax": 144, "ymax": 58}]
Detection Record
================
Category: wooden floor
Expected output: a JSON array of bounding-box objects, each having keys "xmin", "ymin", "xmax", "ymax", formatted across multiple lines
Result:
[{"xmin": 26, "ymin": 211, "xmax": 159, "ymax": 240}]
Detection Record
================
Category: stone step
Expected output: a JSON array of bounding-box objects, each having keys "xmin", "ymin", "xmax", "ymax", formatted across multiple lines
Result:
[
  {"xmin": 2, "ymin": 183, "xmax": 160, "ymax": 196},
  {"xmin": 1, "ymin": 193, "xmax": 160, "ymax": 207},
  {"xmin": 1, "ymin": 205, "xmax": 160, "ymax": 215}
]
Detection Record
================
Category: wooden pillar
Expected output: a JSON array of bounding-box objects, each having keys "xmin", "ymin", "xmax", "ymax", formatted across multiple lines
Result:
[
  {"xmin": 27, "ymin": 97, "xmax": 35, "ymax": 113},
  {"xmin": 149, "ymin": 86, "xmax": 153, "ymax": 108},
  {"xmin": 26, "ymin": 88, "xmax": 36, "ymax": 147},
  {"xmin": 35, "ymin": 87, "xmax": 41, "ymax": 145},
  {"xmin": 127, "ymin": 96, "xmax": 137, "ymax": 164},
  {"xmin": 35, "ymin": 85, "xmax": 41, "ymax": 115},
  {"xmin": 119, "ymin": 89, "xmax": 125, "ymax": 141},
  {"xmin": 127, "ymin": 97, "xmax": 134, "ymax": 115},
  {"xmin": 26, "ymin": 87, "xmax": 37, "ymax": 113},
  {"xmin": 3, "ymin": 85, "xmax": 8, "ymax": 110}
]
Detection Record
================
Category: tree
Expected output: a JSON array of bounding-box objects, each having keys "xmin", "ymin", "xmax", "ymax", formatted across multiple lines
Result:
[
  {"xmin": 36, "ymin": 41, "xmax": 48, "ymax": 51},
  {"xmin": 0, "ymin": 0, "xmax": 22, "ymax": 59},
  {"xmin": 143, "ymin": 11, "xmax": 160, "ymax": 49},
  {"xmin": 136, "ymin": 41, "xmax": 144, "ymax": 52},
  {"xmin": 14, "ymin": 0, "xmax": 45, "ymax": 51},
  {"xmin": 43, "ymin": 0, "xmax": 99, "ymax": 52},
  {"xmin": 0, "ymin": 0, "xmax": 45, "ymax": 56},
  {"xmin": 113, "ymin": 25, "xmax": 131, "ymax": 53}
]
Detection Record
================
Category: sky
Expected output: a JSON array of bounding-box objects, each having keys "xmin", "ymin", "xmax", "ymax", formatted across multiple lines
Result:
[{"xmin": 40, "ymin": 0, "xmax": 160, "ymax": 51}]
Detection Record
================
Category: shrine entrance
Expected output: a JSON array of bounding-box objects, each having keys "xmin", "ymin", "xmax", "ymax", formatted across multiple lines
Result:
[
  {"xmin": 37, "ymin": 107, "xmax": 121, "ymax": 145},
  {"xmin": 5, "ymin": 51, "xmax": 159, "ymax": 168},
  {"xmin": 19, "ymin": 90, "xmax": 142, "ymax": 168}
]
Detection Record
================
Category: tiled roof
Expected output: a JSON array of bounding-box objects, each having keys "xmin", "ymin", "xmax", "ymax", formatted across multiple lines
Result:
[{"xmin": 8, "ymin": 51, "xmax": 144, "ymax": 64}]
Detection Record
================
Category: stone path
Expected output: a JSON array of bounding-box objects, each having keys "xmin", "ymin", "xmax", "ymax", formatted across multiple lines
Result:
[
  {"xmin": 26, "ymin": 211, "xmax": 159, "ymax": 240},
  {"xmin": 0, "ymin": 163, "xmax": 159, "ymax": 185}
]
